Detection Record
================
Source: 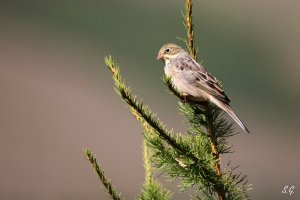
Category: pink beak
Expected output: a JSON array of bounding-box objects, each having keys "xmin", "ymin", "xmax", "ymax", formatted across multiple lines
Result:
[{"xmin": 156, "ymin": 53, "xmax": 164, "ymax": 61}]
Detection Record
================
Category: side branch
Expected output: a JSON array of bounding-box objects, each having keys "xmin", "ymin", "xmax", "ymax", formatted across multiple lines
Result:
[
  {"xmin": 84, "ymin": 148, "xmax": 124, "ymax": 200},
  {"xmin": 143, "ymin": 139, "xmax": 153, "ymax": 184}
]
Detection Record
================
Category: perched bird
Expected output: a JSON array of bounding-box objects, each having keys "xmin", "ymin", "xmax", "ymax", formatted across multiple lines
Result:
[{"xmin": 157, "ymin": 43, "xmax": 249, "ymax": 133}]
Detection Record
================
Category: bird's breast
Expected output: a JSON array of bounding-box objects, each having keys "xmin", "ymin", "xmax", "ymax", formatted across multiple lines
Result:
[{"xmin": 164, "ymin": 64, "xmax": 172, "ymax": 77}]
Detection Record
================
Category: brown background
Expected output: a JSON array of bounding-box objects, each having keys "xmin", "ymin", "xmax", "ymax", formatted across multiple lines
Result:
[{"xmin": 1, "ymin": 0, "xmax": 299, "ymax": 199}]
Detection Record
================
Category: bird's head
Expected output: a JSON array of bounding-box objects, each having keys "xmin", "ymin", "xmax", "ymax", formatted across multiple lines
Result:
[{"xmin": 157, "ymin": 43, "xmax": 184, "ymax": 64}]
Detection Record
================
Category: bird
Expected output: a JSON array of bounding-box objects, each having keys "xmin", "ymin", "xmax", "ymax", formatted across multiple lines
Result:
[{"xmin": 157, "ymin": 43, "xmax": 249, "ymax": 133}]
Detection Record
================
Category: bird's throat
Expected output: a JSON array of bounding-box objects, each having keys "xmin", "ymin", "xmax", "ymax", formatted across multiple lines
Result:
[{"xmin": 165, "ymin": 58, "xmax": 171, "ymax": 65}]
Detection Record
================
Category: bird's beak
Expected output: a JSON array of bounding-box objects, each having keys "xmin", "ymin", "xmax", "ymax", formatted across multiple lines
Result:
[{"xmin": 156, "ymin": 53, "xmax": 163, "ymax": 61}]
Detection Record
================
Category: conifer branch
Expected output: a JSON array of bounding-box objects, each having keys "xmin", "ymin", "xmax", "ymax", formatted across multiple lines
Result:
[
  {"xmin": 143, "ymin": 139, "xmax": 153, "ymax": 185},
  {"xmin": 84, "ymin": 148, "xmax": 124, "ymax": 200},
  {"xmin": 138, "ymin": 139, "xmax": 172, "ymax": 200}
]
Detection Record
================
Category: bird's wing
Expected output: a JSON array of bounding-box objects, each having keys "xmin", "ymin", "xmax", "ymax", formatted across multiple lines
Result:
[
  {"xmin": 196, "ymin": 69, "xmax": 231, "ymax": 103},
  {"xmin": 172, "ymin": 55, "xmax": 231, "ymax": 103}
]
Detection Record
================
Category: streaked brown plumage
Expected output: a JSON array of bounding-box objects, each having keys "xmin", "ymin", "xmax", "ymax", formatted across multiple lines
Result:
[{"xmin": 157, "ymin": 43, "xmax": 249, "ymax": 133}]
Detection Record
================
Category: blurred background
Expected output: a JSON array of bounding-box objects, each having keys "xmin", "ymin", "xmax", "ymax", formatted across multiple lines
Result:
[{"xmin": 1, "ymin": 0, "xmax": 299, "ymax": 199}]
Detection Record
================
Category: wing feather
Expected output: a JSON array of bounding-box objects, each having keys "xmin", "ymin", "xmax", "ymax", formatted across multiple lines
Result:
[{"xmin": 171, "ymin": 55, "xmax": 231, "ymax": 103}]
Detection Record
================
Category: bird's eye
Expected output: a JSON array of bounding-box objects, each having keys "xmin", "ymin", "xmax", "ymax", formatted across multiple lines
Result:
[{"xmin": 165, "ymin": 48, "xmax": 170, "ymax": 53}]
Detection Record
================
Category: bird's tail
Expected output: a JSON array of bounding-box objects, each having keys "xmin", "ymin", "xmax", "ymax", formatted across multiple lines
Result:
[{"xmin": 209, "ymin": 97, "xmax": 250, "ymax": 133}]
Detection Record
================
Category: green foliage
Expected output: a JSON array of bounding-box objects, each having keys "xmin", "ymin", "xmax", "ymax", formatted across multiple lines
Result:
[
  {"xmin": 137, "ymin": 140, "xmax": 172, "ymax": 200},
  {"xmin": 138, "ymin": 181, "xmax": 172, "ymax": 200}
]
